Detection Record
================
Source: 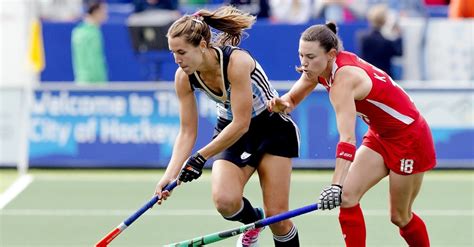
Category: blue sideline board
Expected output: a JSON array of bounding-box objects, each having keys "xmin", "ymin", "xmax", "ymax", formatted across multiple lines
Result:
[{"xmin": 29, "ymin": 84, "xmax": 473, "ymax": 168}]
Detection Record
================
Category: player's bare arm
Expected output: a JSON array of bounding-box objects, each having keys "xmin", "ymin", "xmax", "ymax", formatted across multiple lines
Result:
[
  {"xmin": 329, "ymin": 67, "xmax": 358, "ymax": 186},
  {"xmin": 269, "ymin": 74, "xmax": 317, "ymax": 114},
  {"xmin": 155, "ymin": 68, "xmax": 198, "ymax": 200},
  {"xmin": 197, "ymin": 50, "xmax": 253, "ymax": 159},
  {"xmin": 319, "ymin": 67, "xmax": 359, "ymax": 210}
]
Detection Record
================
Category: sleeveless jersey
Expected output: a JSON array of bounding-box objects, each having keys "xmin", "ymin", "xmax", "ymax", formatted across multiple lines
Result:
[
  {"xmin": 318, "ymin": 51, "xmax": 420, "ymax": 136},
  {"xmin": 188, "ymin": 45, "xmax": 278, "ymax": 120}
]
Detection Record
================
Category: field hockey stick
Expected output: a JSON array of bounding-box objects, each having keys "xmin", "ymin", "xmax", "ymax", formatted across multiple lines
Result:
[
  {"xmin": 164, "ymin": 203, "xmax": 319, "ymax": 247},
  {"xmin": 96, "ymin": 180, "xmax": 179, "ymax": 247}
]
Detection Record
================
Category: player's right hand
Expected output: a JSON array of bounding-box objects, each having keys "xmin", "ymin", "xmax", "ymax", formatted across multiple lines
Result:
[
  {"xmin": 267, "ymin": 97, "xmax": 291, "ymax": 114},
  {"xmin": 178, "ymin": 152, "xmax": 207, "ymax": 183},
  {"xmin": 155, "ymin": 178, "xmax": 174, "ymax": 205}
]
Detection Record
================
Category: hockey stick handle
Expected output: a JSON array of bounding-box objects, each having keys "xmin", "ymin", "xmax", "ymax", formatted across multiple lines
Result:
[
  {"xmin": 125, "ymin": 180, "xmax": 178, "ymax": 225},
  {"xmin": 165, "ymin": 203, "xmax": 319, "ymax": 247},
  {"xmin": 255, "ymin": 203, "xmax": 318, "ymax": 228},
  {"xmin": 95, "ymin": 180, "xmax": 179, "ymax": 247}
]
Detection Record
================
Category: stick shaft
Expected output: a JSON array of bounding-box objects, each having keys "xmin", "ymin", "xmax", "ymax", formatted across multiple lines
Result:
[
  {"xmin": 124, "ymin": 180, "xmax": 178, "ymax": 225},
  {"xmin": 256, "ymin": 203, "xmax": 318, "ymax": 227},
  {"xmin": 165, "ymin": 203, "xmax": 319, "ymax": 247},
  {"xmin": 96, "ymin": 180, "xmax": 178, "ymax": 247}
]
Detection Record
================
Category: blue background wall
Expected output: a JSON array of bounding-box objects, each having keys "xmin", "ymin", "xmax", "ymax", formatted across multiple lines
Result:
[{"xmin": 41, "ymin": 19, "xmax": 367, "ymax": 82}]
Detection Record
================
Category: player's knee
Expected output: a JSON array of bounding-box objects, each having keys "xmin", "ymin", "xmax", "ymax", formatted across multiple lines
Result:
[
  {"xmin": 340, "ymin": 189, "xmax": 360, "ymax": 207},
  {"xmin": 390, "ymin": 211, "xmax": 411, "ymax": 227},
  {"xmin": 269, "ymin": 219, "xmax": 293, "ymax": 235},
  {"xmin": 212, "ymin": 192, "xmax": 240, "ymax": 216},
  {"xmin": 264, "ymin": 205, "xmax": 287, "ymax": 218}
]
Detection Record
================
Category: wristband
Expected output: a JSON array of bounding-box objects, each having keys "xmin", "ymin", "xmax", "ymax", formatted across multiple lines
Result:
[
  {"xmin": 331, "ymin": 184, "xmax": 342, "ymax": 189},
  {"xmin": 193, "ymin": 152, "xmax": 207, "ymax": 165},
  {"xmin": 335, "ymin": 142, "xmax": 356, "ymax": 162}
]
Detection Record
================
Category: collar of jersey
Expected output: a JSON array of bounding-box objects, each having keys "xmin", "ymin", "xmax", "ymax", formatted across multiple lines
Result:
[{"xmin": 193, "ymin": 46, "xmax": 228, "ymax": 103}]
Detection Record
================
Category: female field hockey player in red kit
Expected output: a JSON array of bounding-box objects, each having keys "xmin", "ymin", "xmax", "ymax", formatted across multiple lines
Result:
[
  {"xmin": 268, "ymin": 23, "xmax": 436, "ymax": 247},
  {"xmin": 154, "ymin": 6, "xmax": 301, "ymax": 247}
]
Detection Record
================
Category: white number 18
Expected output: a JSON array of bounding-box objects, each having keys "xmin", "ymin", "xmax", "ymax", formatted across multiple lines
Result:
[{"xmin": 400, "ymin": 159, "xmax": 414, "ymax": 174}]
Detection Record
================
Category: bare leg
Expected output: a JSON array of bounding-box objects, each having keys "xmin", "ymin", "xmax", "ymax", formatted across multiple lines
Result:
[
  {"xmin": 389, "ymin": 171, "xmax": 424, "ymax": 227},
  {"xmin": 257, "ymin": 154, "xmax": 293, "ymax": 236},
  {"xmin": 389, "ymin": 171, "xmax": 430, "ymax": 247},
  {"xmin": 211, "ymin": 159, "xmax": 255, "ymax": 216},
  {"xmin": 341, "ymin": 146, "xmax": 388, "ymax": 207}
]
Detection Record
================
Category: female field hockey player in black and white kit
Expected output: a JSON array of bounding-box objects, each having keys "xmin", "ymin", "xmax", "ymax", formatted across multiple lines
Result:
[{"xmin": 154, "ymin": 6, "xmax": 301, "ymax": 247}]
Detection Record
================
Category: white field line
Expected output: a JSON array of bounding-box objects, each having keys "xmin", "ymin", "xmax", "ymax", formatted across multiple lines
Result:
[
  {"xmin": 32, "ymin": 175, "xmax": 474, "ymax": 183},
  {"xmin": 32, "ymin": 171, "xmax": 474, "ymax": 182},
  {"xmin": 1, "ymin": 209, "xmax": 473, "ymax": 217},
  {"xmin": 0, "ymin": 175, "xmax": 33, "ymax": 209}
]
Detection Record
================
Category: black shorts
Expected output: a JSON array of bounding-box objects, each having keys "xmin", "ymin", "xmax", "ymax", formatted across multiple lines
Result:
[{"xmin": 213, "ymin": 110, "xmax": 300, "ymax": 168}]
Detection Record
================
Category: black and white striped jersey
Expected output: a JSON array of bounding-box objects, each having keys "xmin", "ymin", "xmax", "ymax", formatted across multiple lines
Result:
[{"xmin": 188, "ymin": 45, "xmax": 278, "ymax": 120}]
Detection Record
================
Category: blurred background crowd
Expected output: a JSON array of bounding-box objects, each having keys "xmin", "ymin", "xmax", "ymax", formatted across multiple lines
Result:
[
  {"xmin": 2, "ymin": 0, "xmax": 473, "ymax": 85},
  {"xmin": 37, "ymin": 0, "xmax": 472, "ymax": 23}
]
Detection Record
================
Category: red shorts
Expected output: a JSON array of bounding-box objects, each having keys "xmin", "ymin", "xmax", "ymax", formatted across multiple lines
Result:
[{"xmin": 362, "ymin": 116, "xmax": 436, "ymax": 175}]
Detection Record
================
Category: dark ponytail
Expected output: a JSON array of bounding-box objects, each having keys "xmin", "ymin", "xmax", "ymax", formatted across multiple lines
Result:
[{"xmin": 325, "ymin": 22, "xmax": 337, "ymax": 35}]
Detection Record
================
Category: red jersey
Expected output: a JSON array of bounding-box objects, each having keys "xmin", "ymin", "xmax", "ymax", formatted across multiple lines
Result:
[{"xmin": 318, "ymin": 51, "xmax": 420, "ymax": 136}]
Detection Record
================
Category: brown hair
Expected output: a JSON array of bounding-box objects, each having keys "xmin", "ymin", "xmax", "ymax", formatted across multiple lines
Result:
[
  {"xmin": 166, "ymin": 6, "xmax": 256, "ymax": 47},
  {"xmin": 301, "ymin": 22, "xmax": 342, "ymax": 52},
  {"xmin": 296, "ymin": 22, "xmax": 342, "ymax": 73}
]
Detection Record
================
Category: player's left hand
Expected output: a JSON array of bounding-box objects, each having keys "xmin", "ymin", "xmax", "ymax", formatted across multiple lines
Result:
[{"xmin": 319, "ymin": 184, "xmax": 342, "ymax": 210}]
